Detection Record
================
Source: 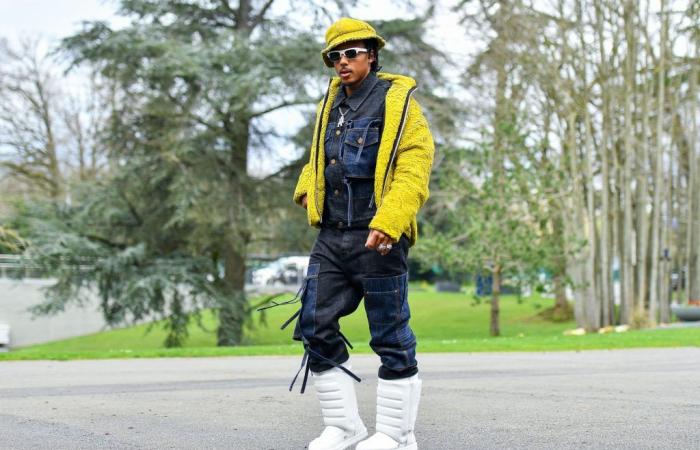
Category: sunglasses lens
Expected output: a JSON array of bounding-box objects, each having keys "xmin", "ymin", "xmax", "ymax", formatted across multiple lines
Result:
[
  {"xmin": 328, "ymin": 51, "xmax": 341, "ymax": 61},
  {"xmin": 345, "ymin": 49, "xmax": 358, "ymax": 58}
]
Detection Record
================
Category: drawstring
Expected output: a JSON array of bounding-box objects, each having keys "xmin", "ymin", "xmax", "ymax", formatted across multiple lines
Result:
[
  {"xmin": 307, "ymin": 347, "xmax": 360, "ymax": 381},
  {"xmin": 256, "ymin": 279, "xmax": 307, "ymax": 312},
  {"xmin": 289, "ymin": 343, "xmax": 362, "ymax": 393},
  {"xmin": 280, "ymin": 307, "xmax": 301, "ymax": 330},
  {"xmin": 289, "ymin": 348, "xmax": 310, "ymax": 392},
  {"xmin": 338, "ymin": 330, "xmax": 354, "ymax": 349}
]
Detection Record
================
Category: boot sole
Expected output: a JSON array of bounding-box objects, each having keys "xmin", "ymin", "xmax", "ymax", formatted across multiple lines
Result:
[
  {"xmin": 356, "ymin": 440, "xmax": 417, "ymax": 450},
  {"xmin": 328, "ymin": 427, "xmax": 368, "ymax": 450}
]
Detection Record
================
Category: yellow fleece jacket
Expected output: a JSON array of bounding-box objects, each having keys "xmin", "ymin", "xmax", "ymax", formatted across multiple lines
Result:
[{"xmin": 292, "ymin": 72, "xmax": 435, "ymax": 248}]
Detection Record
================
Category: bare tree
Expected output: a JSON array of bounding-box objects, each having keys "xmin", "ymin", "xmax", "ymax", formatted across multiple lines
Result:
[{"xmin": 0, "ymin": 36, "xmax": 108, "ymax": 203}]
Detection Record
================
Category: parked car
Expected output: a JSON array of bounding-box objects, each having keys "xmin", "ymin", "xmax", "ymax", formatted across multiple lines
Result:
[{"xmin": 251, "ymin": 256, "xmax": 310, "ymax": 286}]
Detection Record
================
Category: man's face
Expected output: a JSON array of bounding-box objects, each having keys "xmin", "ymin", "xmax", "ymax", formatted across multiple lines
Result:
[{"xmin": 329, "ymin": 40, "xmax": 375, "ymax": 86}]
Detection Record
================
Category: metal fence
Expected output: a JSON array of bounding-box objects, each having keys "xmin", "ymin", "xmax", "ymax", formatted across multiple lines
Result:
[{"xmin": 0, "ymin": 254, "xmax": 46, "ymax": 279}]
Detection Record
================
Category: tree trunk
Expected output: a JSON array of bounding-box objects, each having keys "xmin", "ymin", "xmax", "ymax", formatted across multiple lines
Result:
[
  {"xmin": 621, "ymin": 0, "xmax": 638, "ymax": 324},
  {"xmin": 582, "ymin": 109, "xmax": 600, "ymax": 330},
  {"xmin": 218, "ymin": 247, "xmax": 247, "ymax": 345},
  {"xmin": 636, "ymin": 22, "xmax": 652, "ymax": 317},
  {"xmin": 688, "ymin": 43, "xmax": 700, "ymax": 304},
  {"xmin": 659, "ymin": 129, "xmax": 674, "ymax": 323},
  {"xmin": 564, "ymin": 111, "xmax": 587, "ymax": 329},
  {"xmin": 552, "ymin": 212, "xmax": 571, "ymax": 320},
  {"xmin": 648, "ymin": 0, "xmax": 666, "ymax": 325},
  {"xmin": 218, "ymin": 107, "xmax": 252, "ymax": 344},
  {"xmin": 593, "ymin": 0, "xmax": 614, "ymax": 327},
  {"xmin": 491, "ymin": 264, "xmax": 501, "ymax": 337}
]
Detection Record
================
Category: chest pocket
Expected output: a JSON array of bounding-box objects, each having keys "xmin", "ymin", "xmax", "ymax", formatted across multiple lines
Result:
[{"xmin": 342, "ymin": 123, "xmax": 380, "ymax": 178}]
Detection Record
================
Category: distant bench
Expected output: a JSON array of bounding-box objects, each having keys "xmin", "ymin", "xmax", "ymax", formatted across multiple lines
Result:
[{"xmin": 0, "ymin": 324, "xmax": 9, "ymax": 351}]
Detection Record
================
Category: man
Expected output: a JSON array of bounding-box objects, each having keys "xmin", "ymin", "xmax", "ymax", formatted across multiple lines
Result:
[{"xmin": 290, "ymin": 17, "xmax": 434, "ymax": 450}]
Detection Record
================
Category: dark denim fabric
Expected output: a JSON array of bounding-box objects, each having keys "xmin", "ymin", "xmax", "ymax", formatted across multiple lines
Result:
[
  {"xmin": 323, "ymin": 116, "xmax": 382, "ymax": 228},
  {"xmin": 322, "ymin": 72, "xmax": 391, "ymax": 228},
  {"xmin": 292, "ymin": 227, "xmax": 418, "ymax": 380}
]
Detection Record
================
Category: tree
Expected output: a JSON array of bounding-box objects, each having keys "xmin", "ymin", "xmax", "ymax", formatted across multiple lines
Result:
[
  {"xmin": 439, "ymin": 0, "xmax": 699, "ymax": 333},
  {"xmin": 421, "ymin": 0, "xmax": 571, "ymax": 335},
  {"xmin": 0, "ymin": 37, "xmax": 66, "ymax": 202},
  {"xmin": 22, "ymin": 0, "xmax": 331, "ymax": 346},
  {"xmin": 0, "ymin": 225, "xmax": 25, "ymax": 253}
]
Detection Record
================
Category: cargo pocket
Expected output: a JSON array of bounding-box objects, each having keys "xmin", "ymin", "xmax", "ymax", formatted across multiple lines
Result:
[
  {"xmin": 362, "ymin": 272, "xmax": 413, "ymax": 347},
  {"xmin": 362, "ymin": 272, "xmax": 416, "ymax": 373},
  {"xmin": 342, "ymin": 125, "xmax": 380, "ymax": 178},
  {"xmin": 276, "ymin": 262, "xmax": 320, "ymax": 342},
  {"xmin": 297, "ymin": 262, "xmax": 320, "ymax": 340}
]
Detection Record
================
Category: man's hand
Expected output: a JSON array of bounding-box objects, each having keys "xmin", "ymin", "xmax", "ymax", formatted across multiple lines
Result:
[
  {"xmin": 301, "ymin": 194, "xmax": 308, "ymax": 209},
  {"xmin": 365, "ymin": 228, "xmax": 397, "ymax": 256}
]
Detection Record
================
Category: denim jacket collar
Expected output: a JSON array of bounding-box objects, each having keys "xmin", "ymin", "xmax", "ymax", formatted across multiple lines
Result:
[{"xmin": 331, "ymin": 71, "xmax": 379, "ymax": 112}]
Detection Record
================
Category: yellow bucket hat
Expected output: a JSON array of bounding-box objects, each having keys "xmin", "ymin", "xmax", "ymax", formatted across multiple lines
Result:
[{"xmin": 321, "ymin": 17, "xmax": 386, "ymax": 67}]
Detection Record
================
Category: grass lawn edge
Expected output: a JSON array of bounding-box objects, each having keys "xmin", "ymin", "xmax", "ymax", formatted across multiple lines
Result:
[{"xmin": 1, "ymin": 330, "xmax": 698, "ymax": 361}]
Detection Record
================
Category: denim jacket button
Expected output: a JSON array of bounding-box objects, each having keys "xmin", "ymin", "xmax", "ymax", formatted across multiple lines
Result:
[{"xmin": 330, "ymin": 158, "xmax": 336, "ymax": 164}]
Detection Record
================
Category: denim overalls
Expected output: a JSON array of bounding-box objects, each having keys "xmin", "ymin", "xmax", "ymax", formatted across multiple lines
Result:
[{"xmin": 269, "ymin": 73, "xmax": 419, "ymax": 393}]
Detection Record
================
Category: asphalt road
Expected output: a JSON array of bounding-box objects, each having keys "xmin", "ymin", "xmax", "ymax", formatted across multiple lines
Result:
[{"xmin": 1, "ymin": 348, "xmax": 699, "ymax": 449}]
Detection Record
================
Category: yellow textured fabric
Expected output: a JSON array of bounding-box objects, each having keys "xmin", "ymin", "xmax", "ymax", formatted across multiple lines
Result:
[
  {"xmin": 292, "ymin": 72, "xmax": 435, "ymax": 248},
  {"xmin": 321, "ymin": 17, "xmax": 386, "ymax": 67}
]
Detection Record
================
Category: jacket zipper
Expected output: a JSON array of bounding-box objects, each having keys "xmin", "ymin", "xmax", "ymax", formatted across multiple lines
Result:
[
  {"xmin": 378, "ymin": 86, "xmax": 418, "ymax": 208},
  {"xmin": 314, "ymin": 78, "xmax": 333, "ymax": 224}
]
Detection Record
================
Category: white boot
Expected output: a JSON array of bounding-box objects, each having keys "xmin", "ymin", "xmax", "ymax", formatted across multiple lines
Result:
[
  {"xmin": 308, "ymin": 362, "xmax": 368, "ymax": 450},
  {"xmin": 355, "ymin": 374, "xmax": 422, "ymax": 450}
]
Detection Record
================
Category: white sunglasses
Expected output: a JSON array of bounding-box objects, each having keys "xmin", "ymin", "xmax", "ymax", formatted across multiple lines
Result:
[{"xmin": 327, "ymin": 47, "xmax": 369, "ymax": 62}]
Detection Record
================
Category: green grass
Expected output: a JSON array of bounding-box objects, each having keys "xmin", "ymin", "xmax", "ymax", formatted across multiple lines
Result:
[{"xmin": 1, "ymin": 283, "xmax": 697, "ymax": 361}]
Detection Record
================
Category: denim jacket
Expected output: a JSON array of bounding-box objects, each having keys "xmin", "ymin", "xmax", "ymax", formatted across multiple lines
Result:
[{"xmin": 322, "ymin": 72, "xmax": 390, "ymax": 228}]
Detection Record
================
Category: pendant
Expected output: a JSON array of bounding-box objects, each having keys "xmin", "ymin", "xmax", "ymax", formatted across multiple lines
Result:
[{"xmin": 337, "ymin": 106, "xmax": 347, "ymax": 128}]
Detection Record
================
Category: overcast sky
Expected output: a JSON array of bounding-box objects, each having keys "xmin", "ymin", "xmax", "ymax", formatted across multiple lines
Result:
[{"xmin": 0, "ymin": 0, "xmax": 126, "ymax": 43}]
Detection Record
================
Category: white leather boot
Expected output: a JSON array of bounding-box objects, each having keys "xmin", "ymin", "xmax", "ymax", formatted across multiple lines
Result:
[
  {"xmin": 308, "ymin": 362, "xmax": 368, "ymax": 450},
  {"xmin": 355, "ymin": 374, "xmax": 422, "ymax": 450}
]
